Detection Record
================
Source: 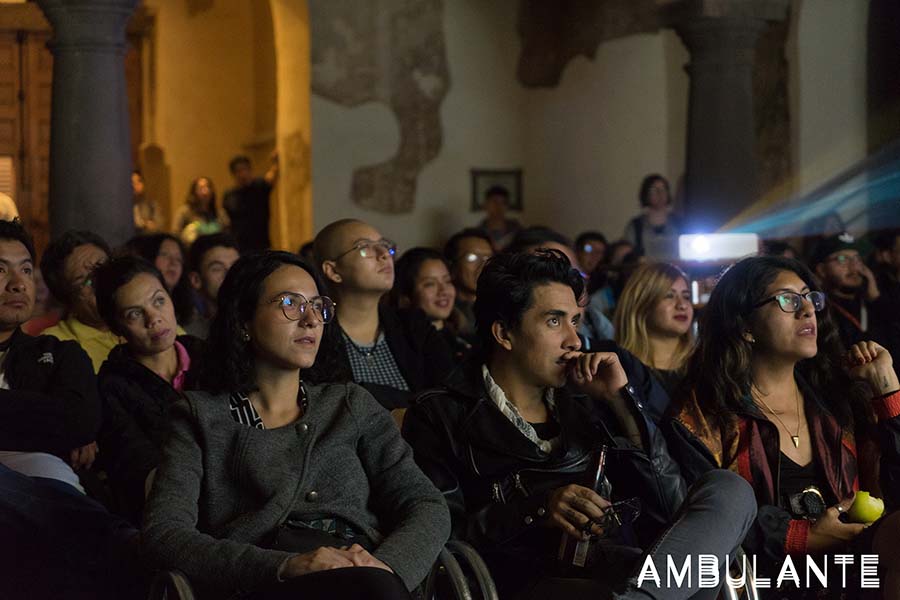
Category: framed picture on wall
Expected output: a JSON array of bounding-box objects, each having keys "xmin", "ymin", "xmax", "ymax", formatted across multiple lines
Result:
[{"xmin": 470, "ymin": 168, "xmax": 523, "ymax": 212}]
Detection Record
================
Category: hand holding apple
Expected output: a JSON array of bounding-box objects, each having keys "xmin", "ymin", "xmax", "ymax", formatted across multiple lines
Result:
[{"xmin": 846, "ymin": 491, "xmax": 885, "ymax": 524}]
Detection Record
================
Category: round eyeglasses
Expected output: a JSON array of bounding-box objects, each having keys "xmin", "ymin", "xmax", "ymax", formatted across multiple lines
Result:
[
  {"xmin": 334, "ymin": 239, "xmax": 397, "ymax": 261},
  {"xmin": 269, "ymin": 293, "xmax": 336, "ymax": 323},
  {"xmin": 752, "ymin": 291, "xmax": 826, "ymax": 314}
]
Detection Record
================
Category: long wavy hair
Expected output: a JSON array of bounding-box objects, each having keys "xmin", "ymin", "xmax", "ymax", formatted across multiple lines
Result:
[
  {"xmin": 203, "ymin": 251, "xmax": 350, "ymax": 393},
  {"xmin": 683, "ymin": 255, "xmax": 871, "ymax": 429},
  {"xmin": 613, "ymin": 262, "xmax": 693, "ymax": 371},
  {"xmin": 186, "ymin": 177, "xmax": 219, "ymax": 220}
]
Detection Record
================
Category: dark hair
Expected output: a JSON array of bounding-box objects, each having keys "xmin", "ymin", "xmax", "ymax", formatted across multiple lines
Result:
[
  {"xmin": 762, "ymin": 240, "xmax": 797, "ymax": 257},
  {"xmin": 684, "ymin": 255, "xmax": 870, "ymax": 429},
  {"xmin": 485, "ymin": 185, "xmax": 510, "ymax": 200},
  {"xmin": 0, "ymin": 219, "xmax": 36, "ymax": 262},
  {"xmin": 229, "ymin": 155, "xmax": 251, "ymax": 173},
  {"xmin": 473, "ymin": 249, "xmax": 585, "ymax": 354},
  {"xmin": 872, "ymin": 228, "xmax": 900, "ymax": 252},
  {"xmin": 93, "ymin": 256, "xmax": 168, "ymax": 336},
  {"xmin": 124, "ymin": 233, "xmax": 194, "ymax": 325},
  {"xmin": 204, "ymin": 251, "xmax": 349, "ymax": 392},
  {"xmin": 41, "ymin": 230, "xmax": 111, "ymax": 306},
  {"xmin": 132, "ymin": 169, "xmax": 143, "ymax": 178},
  {"xmin": 638, "ymin": 174, "xmax": 670, "ymax": 207},
  {"xmin": 389, "ymin": 247, "xmax": 449, "ymax": 307},
  {"xmin": 575, "ymin": 231, "xmax": 607, "ymax": 252},
  {"xmin": 189, "ymin": 232, "xmax": 239, "ymax": 273},
  {"xmin": 186, "ymin": 177, "xmax": 218, "ymax": 220},
  {"xmin": 443, "ymin": 228, "xmax": 493, "ymax": 262},
  {"xmin": 506, "ymin": 226, "xmax": 572, "ymax": 255}
]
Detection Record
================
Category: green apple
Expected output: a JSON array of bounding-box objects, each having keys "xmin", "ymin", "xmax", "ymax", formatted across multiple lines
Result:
[{"xmin": 846, "ymin": 491, "xmax": 884, "ymax": 524}]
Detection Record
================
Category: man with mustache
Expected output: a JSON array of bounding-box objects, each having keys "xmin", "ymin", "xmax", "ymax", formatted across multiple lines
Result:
[{"xmin": 812, "ymin": 233, "xmax": 892, "ymax": 351}]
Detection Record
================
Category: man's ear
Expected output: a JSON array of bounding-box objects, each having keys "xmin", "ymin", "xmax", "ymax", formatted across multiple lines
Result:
[
  {"xmin": 321, "ymin": 260, "xmax": 342, "ymax": 284},
  {"xmin": 491, "ymin": 321, "xmax": 513, "ymax": 351},
  {"xmin": 188, "ymin": 271, "xmax": 202, "ymax": 291}
]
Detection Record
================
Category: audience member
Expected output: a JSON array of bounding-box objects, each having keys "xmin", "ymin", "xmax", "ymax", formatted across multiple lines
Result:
[
  {"xmin": 668, "ymin": 255, "xmax": 900, "ymax": 597},
  {"xmin": 623, "ymin": 174, "xmax": 681, "ymax": 259},
  {"xmin": 132, "ymin": 170, "xmax": 158, "ymax": 233},
  {"xmin": 142, "ymin": 251, "xmax": 450, "ymax": 599},
  {"xmin": 94, "ymin": 256, "xmax": 204, "ymax": 524},
  {"xmin": 508, "ymin": 226, "xmax": 615, "ymax": 345},
  {"xmin": 223, "ymin": 153, "xmax": 278, "ymax": 252},
  {"xmin": 607, "ymin": 239, "xmax": 635, "ymax": 267},
  {"xmin": 443, "ymin": 228, "xmax": 493, "ymax": 342},
  {"xmin": 0, "ymin": 219, "xmax": 136, "ymax": 600},
  {"xmin": 184, "ymin": 232, "xmax": 240, "ymax": 339},
  {"xmin": 314, "ymin": 219, "xmax": 454, "ymax": 413},
  {"xmin": 811, "ymin": 233, "xmax": 892, "ymax": 351},
  {"xmin": 403, "ymin": 250, "xmax": 755, "ymax": 599},
  {"xmin": 173, "ymin": 176, "xmax": 228, "ymax": 245},
  {"xmin": 124, "ymin": 233, "xmax": 194, "ymax": 326},
  {"xmin": 391, "ymin": 247, "xmax": 470, "ymax": 363},
  {"xmin": 613, "ymin": 263, "xmax": 694, "ymax": 398},
  {"xmin": 42, "ymin": 231, "xmax": 119, "ymax": 371},
  {"xmin": 477, "ymin": 185, "xmax": 521, "ymax": 250},
  {"xmin": 575, "ymin": 231, "xmax": 608, "ymax": 277}
]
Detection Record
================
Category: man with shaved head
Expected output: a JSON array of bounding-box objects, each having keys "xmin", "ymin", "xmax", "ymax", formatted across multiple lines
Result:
[{"xmin": 314, "ymin": 219, "xmax": 453, "ymax": 416}]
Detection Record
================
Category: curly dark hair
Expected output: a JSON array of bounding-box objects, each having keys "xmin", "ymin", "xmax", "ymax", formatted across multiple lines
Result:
[
  {"xmin": 93, "ymin": 255, "xmax": 168, "ymax": 337},
  {"xmin": 203, "ymin": 251, "xmax": 349, "ymax": 393},
  {"xmin": 40, "ymin": 230, "xmax": 111, "ymax": 307},
  {"xmin": 473, "ymin": 249, "xmax": 585, "ymax": 356},
  {"xmin": 123, "ymin": 233, "xmax": 194, "ymax": 325},
  {"xmin": 683, "ymin": 255, "xmax": 871, "ymax": 430}
]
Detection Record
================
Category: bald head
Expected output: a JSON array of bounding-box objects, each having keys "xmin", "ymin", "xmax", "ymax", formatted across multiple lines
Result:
[{"xmin": 313, "ymin": 219, "xmax": 364, "ymax": 264}]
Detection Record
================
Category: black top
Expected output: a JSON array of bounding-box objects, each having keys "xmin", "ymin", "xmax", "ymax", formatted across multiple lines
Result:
[
  {"xmin": 529, "ymin": 419, "xmax": 561, "ymax": 442},
  {"xmin": 222, "ymin": 178, "xmax": 272, "ymax": 252},
  {"xmin": 778, "ymin": 453, "xmax": 821, "ymax": 498}
]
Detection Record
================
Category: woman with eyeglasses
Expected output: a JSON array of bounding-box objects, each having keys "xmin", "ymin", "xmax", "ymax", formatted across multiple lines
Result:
[
  {"xmin": 142, "ymin": 251, "xmax": 450, "ymax": 599},
  {"xmin": 668, "ymin": 256, "xmax": 900, "ymax": 598},
  {"xmin": 92, "ymin": 256, "xmax": 204, "ymax": 524},
  {"xmin": 312, "ymin": 219, "xmax": 454, "ymax": 418}
]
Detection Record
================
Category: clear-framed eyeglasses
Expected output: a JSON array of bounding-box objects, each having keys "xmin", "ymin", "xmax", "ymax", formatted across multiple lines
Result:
[
  {"xmin": 752, "ymin": 291, "xmax": 826, "ymax": 314},
  {"xmin": 269, "ymin": 293, "xmax": 336, "ymax": 323}
]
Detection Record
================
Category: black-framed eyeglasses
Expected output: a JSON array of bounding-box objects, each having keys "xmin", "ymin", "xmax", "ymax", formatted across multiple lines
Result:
[
  {"xmin": 334, "ymin": 239, "xmax": 397, "ymax": 261},
  {"xmin": 752, "ymin": 291, "xmax": 826, "ymax": 314},
  {"xmin": 269, "ymin": 293, "xmax": 336, "ymax": 323}
]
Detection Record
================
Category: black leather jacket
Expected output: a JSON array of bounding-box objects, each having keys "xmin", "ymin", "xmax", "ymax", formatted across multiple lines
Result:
[{"xmin": 402, "ymin": 343, "xmax": 686, "ymax": 591}]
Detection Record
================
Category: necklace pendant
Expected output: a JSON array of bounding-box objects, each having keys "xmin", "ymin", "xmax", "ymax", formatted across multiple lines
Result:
[{"xmin": 791, "ymin": 435, "xmax": 800, "ymax": 448}]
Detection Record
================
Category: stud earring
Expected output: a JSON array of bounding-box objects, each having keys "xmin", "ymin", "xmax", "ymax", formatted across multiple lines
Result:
[{"xmin": 242, "ymin": 330, "xmax": 251, "ymax": 342}]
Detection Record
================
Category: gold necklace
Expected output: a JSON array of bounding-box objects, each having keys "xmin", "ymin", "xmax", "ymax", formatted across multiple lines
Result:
[{"xmin": 754, "ymin": 385, "xmax": 802, "ymax": 448}]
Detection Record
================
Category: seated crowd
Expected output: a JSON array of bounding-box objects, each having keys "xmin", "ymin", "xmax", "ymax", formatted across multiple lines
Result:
[{"xmin": 1, "ymin": 180, "xmax": 900, "ymax": 600}]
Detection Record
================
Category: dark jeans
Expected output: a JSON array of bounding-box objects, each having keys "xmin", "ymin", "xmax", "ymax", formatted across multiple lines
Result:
[
  {"xmin": 616, "ymin": 469, "xmax": 757, "ymax": 600},
  {"xmin": 251, "ymin": 566, "xmax": 411, "ymax": 600},
  {"xmin": 0, "ymin": 464, "xmax": 141, "ymax": 600}
]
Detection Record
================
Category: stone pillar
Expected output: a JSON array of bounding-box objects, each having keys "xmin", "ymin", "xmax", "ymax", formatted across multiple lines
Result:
[
  {"xmin": 269, "ymin": 0, "xmax": 312, "ymax": 251},
  {"xmin": 36, "ymin": 0, "xmax": 138, "ymax": 246},
  {"xmin": 664, "ymin": 0, "xmax": 789, "ymax": 232}
]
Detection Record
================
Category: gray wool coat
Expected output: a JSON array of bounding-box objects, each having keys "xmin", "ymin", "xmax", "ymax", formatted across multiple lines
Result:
[{"xmin": 141, "ymin": 382, "xmax": 450, "ymax": 596}]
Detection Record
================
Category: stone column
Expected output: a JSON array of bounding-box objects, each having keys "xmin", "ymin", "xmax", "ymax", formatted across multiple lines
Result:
[
  {"xmin": 269, "ymin": 0, "xmax": 312, "ymax": 251},
  {"xmin": 664, "ymin": 0, "xmax": 789, "ymax": 232},
  {"xmin": 36, "ymin": 0, "xmax": 138, "ymax": 246}
]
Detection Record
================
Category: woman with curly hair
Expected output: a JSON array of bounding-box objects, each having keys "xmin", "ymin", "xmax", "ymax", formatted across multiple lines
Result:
[
  {"xmin": 613, "ymin": 262, "xmax": 694, "ymax": 396},
  {"xmin": 142, "ymin": 251, "xmax": 449, "ymax": 599},
  {"xmin": 668, "ymin": 255, "xmax": 900, "ymax": 598},
  {"xmin": 171, "ymin": 177, "xmax": 229, "ymax": 245}
]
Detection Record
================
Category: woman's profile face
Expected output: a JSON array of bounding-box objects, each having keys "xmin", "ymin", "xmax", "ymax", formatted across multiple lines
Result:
[
  {"xmin": 746, "ymin": 269, "xmax": 818, "ymax": 363},
  {"xmin": 247, "ymin": 265, "xmax": 324, "ymax": 371}
]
